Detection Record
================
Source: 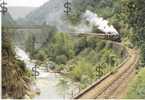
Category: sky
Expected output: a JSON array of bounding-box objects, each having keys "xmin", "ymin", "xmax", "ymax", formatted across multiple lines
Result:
[{"xmin": 6, "ymin": 0, "xmax": 50, "ymax": 7}]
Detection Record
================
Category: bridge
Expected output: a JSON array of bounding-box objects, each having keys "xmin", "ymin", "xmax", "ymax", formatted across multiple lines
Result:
[
  {"xmin": 2, "ymin": 25, "xmax": 46, "ymax": 29},
  {"xmin": 2, "ymin": 25, "xmax": 49, "ymax": 34}
]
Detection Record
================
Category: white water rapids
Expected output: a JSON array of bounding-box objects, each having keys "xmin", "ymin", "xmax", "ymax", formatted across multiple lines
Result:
[{"xmin": 15, "ymin": 47, "xmax": 65, "ymax": 99}]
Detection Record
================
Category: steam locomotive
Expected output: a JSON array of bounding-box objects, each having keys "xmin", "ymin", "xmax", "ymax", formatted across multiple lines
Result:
[
  {"xmin": 73, "ymin": 32, "xmax": 121, "ymax": 42},
  {"xmin": 104, "ymin": 33, "xmax": 121, "ymax": 42}
]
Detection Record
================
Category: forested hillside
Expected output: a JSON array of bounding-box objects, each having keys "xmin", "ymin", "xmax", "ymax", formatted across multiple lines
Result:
[
  {"xmin": 68, "ymin": 0, "xmax": 145, "ymax": 67},
  {"xmin": 4, "ymin": 0, "xmax": 145, "ymax": 99},
  {"xmin": 18, "ymin": 0, "xmax": 145, "ymax": 97},
  {"xmin": 24, "ymin": 0, "xmax": 145, "ymax": 98},
  {"xmin": 2, "ymin": 12, "xmax": 16, "ymax": 26}
]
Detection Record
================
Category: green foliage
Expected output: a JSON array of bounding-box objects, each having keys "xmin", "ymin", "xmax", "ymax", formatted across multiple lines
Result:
[
  {"xmin": 74, "ymin": 37, "xmax": 88, "ymax": 55},
  {"xmin": 140, "ymin": 44, "xmax": 145, "ymax": 66},
  {"xmin": 53, "ymin": 37, "xmax": 121, "ymax": 89},
  {"xmin": 5, "ymin": 0, "xmax": 137, "ymax": 98},
  {"xmin": 126, "ymin": 68, "xmax": 145, "ymax": 99},
  {"xmin": 68, "ymin": 0, "xmax": 119, "ymax": 25},
  {"xmin": 79, "ymin": 48, "xmax": 98, "ymax": 65},
  {"xmin": 16, "ymin": 59, "xmax": 26, "ymax": 71},
  {"xmin": 86, "ymin": 37, "xmax": 97, "ymax": 49},
  {"xmin": 33, "ymin": 49, "xmax": 47, "ymax": 62},
  {"xmin": 47, "ymin": 32, "xmax": 75, "ymax": 64},
  {"xmin": 100, "ymin": 48, "xmax": 119, "ymax": 67},
  {"xmin": 25, "ymin": 34, "xmax": 36, "ymax": 57},
  {"xmin": 55, "ymin": 55, "xmax": 68, "ymax": 64},
  {"xmin": 68, "ymin": 58, "xmax": 96, "ymax": 88},
  {"xmin": 75, "ymin": 37, "xmax": 98, "ymax": 55},
  {"xmin": 16, "ymin": 58, "xmax": 33, "ymax": 79},
  {"xmin": 110, "ymin": 0, "xmax": 145, "ymax": 65},
  {"xmin": 55, "ymin": 64, "xmax": 65, "ymax": 72},
  {"xmin": 96, "ymin": 41, "xmax": 106, "ymax": 51},
  {"xmin": 67, "ymin": 46, "xmax": 120, "ymax": 89},
  {"xmin": 127, "ymin": 0, "xmax": 145, "ymax": 65}
]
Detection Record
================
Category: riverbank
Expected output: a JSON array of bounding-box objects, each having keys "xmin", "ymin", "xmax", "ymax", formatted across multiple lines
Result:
[{"xmin": 15, "ymin": 47, "xmax": 77, "ymax": 99}]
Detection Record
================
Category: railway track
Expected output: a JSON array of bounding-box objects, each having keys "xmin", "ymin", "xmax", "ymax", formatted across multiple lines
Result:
[{"xmin": 74, "ymin": 44, "xmax": 139, "ymax": 99}]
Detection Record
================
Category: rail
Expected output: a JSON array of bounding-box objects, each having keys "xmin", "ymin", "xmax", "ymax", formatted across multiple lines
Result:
[{"xmin": 74, "ymin": 40, "xmax": 138, "ymax": 99}]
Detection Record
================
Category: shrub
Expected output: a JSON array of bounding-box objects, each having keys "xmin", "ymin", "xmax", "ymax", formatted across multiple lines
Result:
[
  {"xmin": 16, "ymin": 59, "xmax": 26, "ymax": 71},
  {"xmin": 33, "ymin": 50, "xmax": 46, "ymax": 61},
  {"xmin": 126, "ymin": 68, "xmax": 145, "ymax": 99},
  {"xmin": 55, "ymin": 55, "xmax": 68, "ymax": 64}
]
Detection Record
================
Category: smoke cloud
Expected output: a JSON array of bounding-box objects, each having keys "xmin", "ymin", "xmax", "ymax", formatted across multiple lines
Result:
[
  {"xmin": 82, "ymin": 10, "xmax": 119, "ymax": 35},
  {"xmin": 43, "ymin": 9, "xmax": 119, "ymax": 35}
]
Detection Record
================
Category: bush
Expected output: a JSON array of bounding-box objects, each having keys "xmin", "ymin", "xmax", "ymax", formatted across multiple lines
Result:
[
  {"xmin": 69, "ymin": 58, "xmax": 96, "ymax": 85},
  {"xmin": 75, "ymin": 37, "xmax": 88, "ymax": 55},
  {"xmin": 48, "ymin": 32, "xmax": 75, "ymax": 61},
  {"xmin": 16, "ymin": 59, "xmax": 26, "ymax": 71},
  {"xmin": 55, "ymin": 55, "xmax": 68, "ymax": 64},
  {"xmin": 33, "ymin": 50, "xmax": 46, "ymax": 61},
  {"xmin": 140, "ymin": 44, "xmax": 145, "ymax": 66},
  {"xmin": 96, "ymin": 41, "xmax": 106, "ymax": 51},
  {"xmin": 56, "ymin": 64, "xmax": 65, "ymax": 72},
  {"xmin": 126, "ymin": 68, "xmax": 145, "ymax": 99}
]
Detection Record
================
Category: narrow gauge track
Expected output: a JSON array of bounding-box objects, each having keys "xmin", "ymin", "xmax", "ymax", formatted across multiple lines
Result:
[{"xmin": 74, "ymin": 33, "xmax": 139, "ymax": 99}]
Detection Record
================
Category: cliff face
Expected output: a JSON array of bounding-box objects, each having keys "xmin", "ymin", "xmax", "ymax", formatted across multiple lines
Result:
[{"xmin": 2, "ymin": 31, "xmax": 32, "ymax": 98}]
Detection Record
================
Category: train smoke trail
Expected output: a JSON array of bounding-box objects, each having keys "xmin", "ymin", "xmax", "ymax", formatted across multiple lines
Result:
[{"xmin": 83, "ymin": 10, "xmax": 119, "ymax": 35}]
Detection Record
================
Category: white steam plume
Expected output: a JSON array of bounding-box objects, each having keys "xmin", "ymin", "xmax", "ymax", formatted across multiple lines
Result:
[
  {"xmin": 73, "ymin": 21, "xmax": 92, "ymax": 33},
  {"xmin": 83, "ymin": 10, "xmax": 119, "ymax": 35}
]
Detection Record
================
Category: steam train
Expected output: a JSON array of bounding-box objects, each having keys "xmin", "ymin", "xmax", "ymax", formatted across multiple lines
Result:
[
  {"xmin": 103, "ymin": 33, "xmax": 121, "ymax": 42},
  {"xmin": 74, "ymin": 32, "xmax": 121, "ymax": 42}
]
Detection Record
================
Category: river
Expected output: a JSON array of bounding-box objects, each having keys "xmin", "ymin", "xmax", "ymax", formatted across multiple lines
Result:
[{"xmin": 15, "ymin": 47, "xmax": 66, "ymax": 99}]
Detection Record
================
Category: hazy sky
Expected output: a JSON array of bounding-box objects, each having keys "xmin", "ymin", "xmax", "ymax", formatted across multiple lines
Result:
[{"xmin": 6, "ymin": 0, "xmax": 50, "ymax": 7}]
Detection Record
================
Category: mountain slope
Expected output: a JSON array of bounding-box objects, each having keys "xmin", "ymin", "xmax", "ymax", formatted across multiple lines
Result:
[
  {"xmin": 8, "ymin": 7, "xmax": 36, "ymax": 20},
  {"xmin": 26, "ymin": 0, "xmax": 72, "ymax": 32},
  {"xmin": 25, "ymin": 0, "xmax": 119, "ymax": 32},
  {"xmin": 2, "ymin": 12, "xmax": 16, "ymax": 26},
  {"xmin": 26, "ymin": 0, "xmax": 67, "ymax": 24}
]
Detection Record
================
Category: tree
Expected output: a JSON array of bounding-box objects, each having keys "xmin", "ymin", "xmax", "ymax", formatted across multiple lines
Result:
[
  {"xmin": 100, "ymin": 48, "xmax": 119, "ymax": 69},
  {"xmin": 55, "ymin": 55, "xmax": 68, "ymax": 64},
  {"xmin": 33, "ymin": 49, "xmax": 47, "ymax": 61},
  {"xmin": 48, "ymin": 32, "xmax": 75, "ymax": 64},
  {"xmin": 121, "ymin": 0, "xmax": 145, "ymax": 65},
  {"xmin": 68, "ymin": 58, "xmax": 96, "ymax": 89},
  {"xmin": 25, "ymin": 34, "xmax": 36, "ymax": 57}
]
